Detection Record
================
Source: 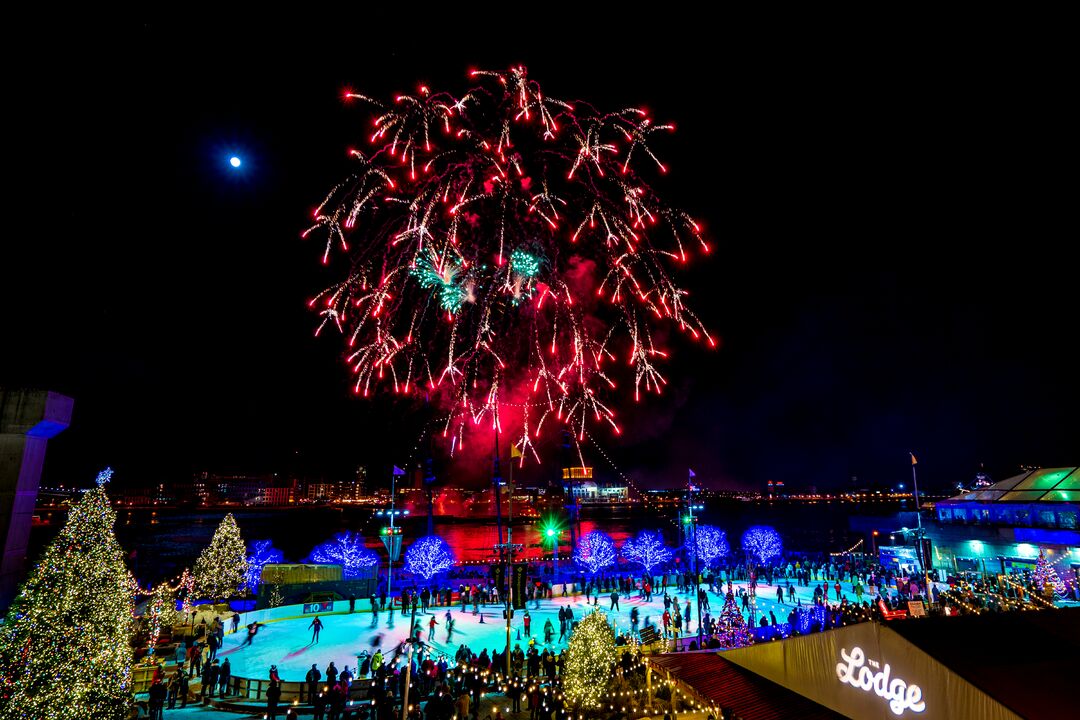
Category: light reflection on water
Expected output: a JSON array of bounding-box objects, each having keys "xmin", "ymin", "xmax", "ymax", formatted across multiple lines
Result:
[{"xmin": 30, "ymin": 501, "xmax": 900, "ymax": 584}]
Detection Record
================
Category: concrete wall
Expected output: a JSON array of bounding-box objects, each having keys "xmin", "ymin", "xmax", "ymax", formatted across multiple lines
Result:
[
  {"xmin": 0, "ymin": 389, "xmax": 73, "ymax": 610},
  {"xmin": 255, "ymin": 577, "xmax": 377, "ymax": 610}
]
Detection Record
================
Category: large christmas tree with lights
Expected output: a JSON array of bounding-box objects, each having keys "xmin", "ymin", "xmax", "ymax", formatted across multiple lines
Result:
[
  {"xmin": 1033, "ymin": 551, "xmax": 1066, "ymax": 598},
  {"xmin": 0, "ymin": 469, "xmax": 134, "ymax": 720},
  {"xmin": 563, "ymin": 609, "xmax": 617, "ymax": 710},
  {"xmin": 716, "ymin": 581, "xmax": 753, "ymax": 649},
  {"xmin": 193, "ymin": 513, "xmax": 248, "ymax": 600}
]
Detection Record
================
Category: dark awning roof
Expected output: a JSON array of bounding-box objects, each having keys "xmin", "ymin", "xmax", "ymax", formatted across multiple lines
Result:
[
  {"xmin": 648, "ymin": 651, "xmax": 845, "ymax": 720},
  {"xmin": 888, "ymin": 607, "xmax": 1080, "ymax": 719}
]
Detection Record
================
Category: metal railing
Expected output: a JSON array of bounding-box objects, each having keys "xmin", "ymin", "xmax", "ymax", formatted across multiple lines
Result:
[{"xmin": 225, "ymin": 676, "xmax": 375, "ymax": 704}]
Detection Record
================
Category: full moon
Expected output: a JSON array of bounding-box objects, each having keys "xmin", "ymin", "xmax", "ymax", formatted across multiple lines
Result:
[{"xmin": 229, "ymin": 156, "xmax": 242, "ymax": 168}]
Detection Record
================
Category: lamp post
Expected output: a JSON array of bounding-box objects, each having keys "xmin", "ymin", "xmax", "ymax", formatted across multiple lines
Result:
[
  {"xmin": 686, "ymin": 475, "xmax": 703, "ymax": 647},
  {"xmin": 910, "ymin": 452, "xmax": 932, "ymax": 594},
  {"xmin": 547, "ymin": 527, "xmax": 559, "ymax": 584}
]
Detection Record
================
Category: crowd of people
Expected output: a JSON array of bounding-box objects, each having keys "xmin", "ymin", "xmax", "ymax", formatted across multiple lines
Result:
[
  {"xmin": 142, "ymin": 548, "xmax": 1073, "ymax": 718},
  {"xmin": 253, "ymin": 621, "xmax": 645, "ymax": 720}
]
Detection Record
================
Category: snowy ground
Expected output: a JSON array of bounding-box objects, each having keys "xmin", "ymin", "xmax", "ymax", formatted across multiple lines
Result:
[{"xmin": 219, "ymin": 577, "xmax": 854, "ymax": 681}]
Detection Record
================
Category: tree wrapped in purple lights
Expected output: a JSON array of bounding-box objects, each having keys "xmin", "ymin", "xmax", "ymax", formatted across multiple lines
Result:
[
  {"xmin": 244, "ymin": 540, "xmax": 284, "ymax": 591},
  {"xmin": 574, "ymin": 531, "xmax": 617, "ymax": 576},
  {"xmin": 687, "ymin": 524, "xmax": 729, "ymax": 568},
  {"xmin": 1033, "ymin": 550, "xmax": 1067, "ymax": 597},
  {"xmin": 404, "ymin": 535, "xmax": 455, "ymax": 583},
  {"xmin": 308, "ymin": 532, "xmax": 379, "ymax": 579},
  {"xmin": 621, "ymin": 530, "xmax": 673, "ymax": 573},
  {"xmin": 742, "ymin": 525, "xmax": 783, "ymax": 565},
  {"xmin": 716, "ymin": 581, "xmax": 753, "ymax": 648}
]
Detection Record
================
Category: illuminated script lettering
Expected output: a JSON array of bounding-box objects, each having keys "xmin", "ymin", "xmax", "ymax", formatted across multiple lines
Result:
[{"xmin": 836, "ymin": 646, "xmax": 926, "ymax": 716}]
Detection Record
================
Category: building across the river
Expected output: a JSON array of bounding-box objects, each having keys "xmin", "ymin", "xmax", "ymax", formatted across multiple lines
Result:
[{"xmin": 562, "ymin": 466, "xmax": 629, "ymax": 503}]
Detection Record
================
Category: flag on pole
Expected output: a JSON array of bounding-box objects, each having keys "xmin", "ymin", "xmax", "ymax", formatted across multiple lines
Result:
[
  {"xmin": 392, "ymin": 465, "xmax": 406, "ymax": 476},
  {"xmin": 688, "ymin": 469, "xmax": 696, "ymax": 478},
  {"xmin": 910, "ymin": 453, "xmax": 918, "ymax": 466},
  {"xmin": 510, "ymin": 444, "xmax": 522, "ymax": 459}
]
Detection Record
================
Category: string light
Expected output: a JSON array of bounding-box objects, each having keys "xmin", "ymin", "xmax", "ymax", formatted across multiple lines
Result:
[
  {"xmin": 830, "ymin": 538, "xmax": 865, "ymax": 556},
  {"xmin": 573, "ymin": 531, "xmax": 616, "ymax": 575},
  {"xmin": 0, "ymin": 473, "xmax": 134, "ymax": 719},
  {"xmin": 621, "ymin": 531, "xmax": 673, "ymax": 573},
  {"xmin": 563, "ymin": 609, "xmax": 617, "ymax": 709},
  {"xmin": 686, "ymin": 524, "xmax": 729, "ymax": 568},
  {"xmin": 309, "ymin": 532, "xmax": 379, "ymax": 579},
  {"xmin": 193, "ymin": 513, "xmax": 248, "ymax": 600},
  {"xmin": 245, "ymin": 539, "xmax": 285, "ymax": 590},
  {"xmin": 405, "ymin": 535, "xmax": 456, "ymax": 582},
  {"xmin": 741, "ymin": 526, "xmax": 783, "ymax": 565}
]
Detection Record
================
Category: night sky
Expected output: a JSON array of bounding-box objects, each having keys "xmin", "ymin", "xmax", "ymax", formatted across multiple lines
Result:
[{"xmin": 4, "ymin": 22, "xmax": 1075, "ymax": 493}]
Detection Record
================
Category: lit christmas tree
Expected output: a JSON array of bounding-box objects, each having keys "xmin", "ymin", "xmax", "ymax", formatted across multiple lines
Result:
[
  {"xmin": 1033, "ymin": 550, "xmax": 1066, "ymax": 597},
  {"xmin": 145, "ymin": 582, "xmax": 180, "ymax": 656},
  {"xmin": 688, "ymin": 524, "xmax": 730, "ymax": 568},
  {"xmin": 621, "ymin": 530, "xmax": 673, "ymax": 574},
  {"xmin": 193, "ymin": 513, "xmax": 248, "ymax": 600},
  {"xmin": 742, "ymin": 525, "xmax": 783, "ymax": 565},
  {"xmin": 309, "ymin": 533, "xmax": 378, "ymax": 580},
  {"xmin": 715, "ymin": 581, "xmax": 754, "ymax": 648},
  {"xmin": 404, "ymin": 535, "xmax": 455, "ymax": 584},
  {"xmin": 244, "ymin": 539, "xmax": 285, "ymax": 591},
  {"xmin": 573, "ymin": 530, "xmax": 617, "ymax": 576},
  {"xmin": 563, "ymin": 609, "xmax": 617, "ymax": 709},
  {"xmin": 0, "ymin": 468, "xmax": 134, "ymax": 720}
]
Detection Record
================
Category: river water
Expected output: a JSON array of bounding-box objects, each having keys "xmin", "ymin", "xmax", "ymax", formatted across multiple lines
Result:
[{"xmin": 29, "ymin": 499, "xmax": 909, "ymax": 584}]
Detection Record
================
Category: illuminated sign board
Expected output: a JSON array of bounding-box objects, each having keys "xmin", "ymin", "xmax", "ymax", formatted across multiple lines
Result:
[{"xmin": 836, "ymin": 646, "xmax": 925, "ymax": 716}]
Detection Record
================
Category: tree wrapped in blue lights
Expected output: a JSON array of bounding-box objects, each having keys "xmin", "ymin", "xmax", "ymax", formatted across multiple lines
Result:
[
  {"xmin": 404, "ymin": 535, "xmax": 455, "ymax": 583},
  {"xmin": 620, "ymin": 530, "xmax": 673, "ymax": 574},
  {"xmin": 244, "ymin": 540, "xmax": 284, "ymax": 591},
  {"xmin": 687, "ymin": 524, "xmax": 730, "ymax": 568},
  {"xmin": 742, "ymin": 525, "xmax": 783, "ymax": 565},
  {"xmin": 574, "ymin": 531, "xmax": 616, "ymax": 576},
  {"xmin": 308, "ymin": 532, "xmax": 379, "ymax": 579}
]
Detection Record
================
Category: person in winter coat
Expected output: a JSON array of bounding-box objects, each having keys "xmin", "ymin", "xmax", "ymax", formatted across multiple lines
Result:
[
  {"xmin": 175, "ymin": 668, "xmax": 190, "ymax": 708},
  {"xmin": 266, "ymin": 680, "xmax": 282, "ymax": 720},
  {"xmin": 309, "ymin": 615, "xmax": 324, "ymax": 644},
  {"xmin": 202, "ymin": 660, "xmax": 219, "ymax": 699},
  {"xmin": 166, "ymin": 672, "xmax": 182, "ymax": 709},
  {"xmin": 312, "ymin": 687, "xmax": 327, "ymax": 720},
  {"xmin": 148, "ymin": 679, "xmax": 167, "ymax": 720},
  {"xmin": 218, "ymin": 658, "xmax": 231, "ymax": 697},
  {"xmin": 306, "ymin": 663, "xmax": 322, "ymax": 700},
  {"xmin": 512, "ymin": 644, "xmax": 525, "ymax": 677},
  {"xmin": 325, "ymin": 661, "xmax": 338, "ymax": 685}
]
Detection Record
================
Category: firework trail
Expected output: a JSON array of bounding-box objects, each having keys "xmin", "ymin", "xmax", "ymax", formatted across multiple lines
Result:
[{"xmin": 305, "ymin": 66, "xmax": 714, "ymax": 462}]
